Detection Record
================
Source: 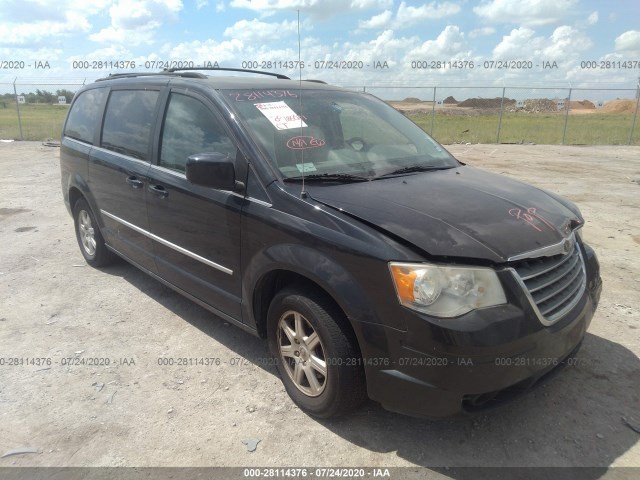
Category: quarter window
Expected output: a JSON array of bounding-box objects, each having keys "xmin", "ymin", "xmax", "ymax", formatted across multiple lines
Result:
[
  {"xmin": 101, "ymin": 90, "xmax": 159, "ymax": 161},
  {"xmin": 160, "ymin": 93, "xmax": 236, "ymax": 173},
  {"xmin": 64, "ymin": 87, "xmax": 108, "ymax": 144}
]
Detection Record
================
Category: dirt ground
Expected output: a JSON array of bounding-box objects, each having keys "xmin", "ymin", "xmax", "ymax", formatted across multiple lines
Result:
[{"xmin": 0, "ymin": 141, "xmax": 638, "ymax": 472}]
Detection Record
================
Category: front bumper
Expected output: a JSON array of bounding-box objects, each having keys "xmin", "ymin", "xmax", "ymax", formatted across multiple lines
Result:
[{"xmin": 354, "ymin": 243, "xmax": 602, "ymax": 418}]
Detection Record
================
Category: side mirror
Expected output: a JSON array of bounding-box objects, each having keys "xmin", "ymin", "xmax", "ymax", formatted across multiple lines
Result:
[{"xmin": 185, "ymin": 153, "xmax": 244, "ymax": 191}]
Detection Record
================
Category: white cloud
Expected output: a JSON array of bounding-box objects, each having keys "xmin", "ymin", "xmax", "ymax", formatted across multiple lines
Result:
[
  {"xmin": 543, "ymin": 26, "xmax": 592, "ymax": 59},
  {"xmin": 396, "ymin": 1, "xmax": 461, "ymax": 26},
  {"xmin": 0, "ymin": 0, "xmax": 112, "ymax": 22},
  {"xmin": 351, "ymin": 0, "xmax": 392, "ymax": 8},
  {"xmin": 357, "ymin": 2, "xmax": 460, "ymax": 31},
  {"xmin": 492, "ymin": 27, "xmax": 538, "ymax": 58},
  {"xmin": 69, "ymin": 0, "xmax": 114, "ymax": 14},
  {"xmin": 615, "ymin": 30, "xmax": 640, "ymax": 55},
  {"xmin": 492, "ymin": 25, "xmax": 592, "ymax": 60},
  {"xmin": 223, "ymin": 18, "xmax": 299, "ymax": 42},
  {"xmin": 358, "ymin": 10, "xmax": 392, "ymax": 30},
  {"xmin": 109, "ymin": 0, "xmax": 181, "ymax": 30},
  {"xmin": 0, "ymin": 0, "xmax": 110, "ymax": 46},
  {"xmin": 216, "ymin": 1, "xmax": 225, "ymax": 11},
  {"xmin": 575, "ymin": 11, "xmax": 598, "ymax": 29},
  {"xmin": 359, "ymin": 29, "xmax": 416, "ymax": 56},
  {"xmin": 0, "ymin": 12, "xmax": 91, "ymax": 46},
  {"xmin": 229, "ymin": 0, "xmax": 392, "ymax": 18},
  {"xmin": 406, "ymin": 25, "xmax": 468, "ymax": 59},
  {"xmin": 90, "ymin": 0, "xmax": 183, "ymax": 45},
  {"xmin": 469, "ymin": 27, "xmax": 496, "ymax": 38},
  {"xmin": 196, "ymin": 0, "xmax": 208, "ymax": 9},
  {"xmin": 474, "ymin": 0, "xmax": 577, "ymax": 27}
]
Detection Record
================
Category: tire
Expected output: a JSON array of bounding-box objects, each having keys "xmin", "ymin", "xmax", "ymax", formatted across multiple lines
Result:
[
  {"xmin": 267, "ymin": 287, "xmax": 367, "ymax": 418},
  {"xmin": 73, "ymin": 198, "xmax": 117, "ymax": 267}
]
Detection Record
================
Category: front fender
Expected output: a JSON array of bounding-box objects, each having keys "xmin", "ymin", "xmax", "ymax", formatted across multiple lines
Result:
[{"xmin": 242, "ymin": 243, "xmax": 380, "ymax": 333}]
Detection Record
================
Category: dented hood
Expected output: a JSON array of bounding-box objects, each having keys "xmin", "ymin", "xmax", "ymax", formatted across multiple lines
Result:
[{"xmin": 305, "ymin": 166, "xmax": 582, "ymax": 263}]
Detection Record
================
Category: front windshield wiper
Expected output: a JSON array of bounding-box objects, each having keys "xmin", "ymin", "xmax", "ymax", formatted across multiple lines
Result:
[
  {"xmin": 373, "ymin": 164, "xmax": 455, "ymax": 179},
  {"xmin": 284, "ymin": 173, "xmax": 371, "ymax": 183}
]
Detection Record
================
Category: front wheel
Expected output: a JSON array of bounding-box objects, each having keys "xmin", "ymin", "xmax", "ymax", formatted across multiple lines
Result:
[
  {"xmin": 73, "ymin": 198, "xmax": 117, "ymax": 267},
  {"xmin": 267, "ymin": 288, "xmax": 366, "ymax": 418}
]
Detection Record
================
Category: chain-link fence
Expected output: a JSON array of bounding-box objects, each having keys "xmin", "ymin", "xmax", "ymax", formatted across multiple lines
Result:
[
  {"xmin": 353, "ymin": 84, "xmax": 640, "ymax": 146},
  {"xmin": 0, "ymin": 79, "xmax": 86, "ymax": 141},
  {"xmin": 1, "ymin": 79, "xmax": 639, "ymax": 145}
]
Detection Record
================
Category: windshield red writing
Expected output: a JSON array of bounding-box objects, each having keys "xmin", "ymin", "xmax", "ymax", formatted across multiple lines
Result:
[{"xmin": 286, "ymin": 136, "xmax": 326, "ymax": 150}]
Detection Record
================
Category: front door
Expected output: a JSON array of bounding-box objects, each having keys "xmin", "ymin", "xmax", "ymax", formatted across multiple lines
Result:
[{"xmin": 146, "ymin": 90, "xmax": 244, "ymax": 320}]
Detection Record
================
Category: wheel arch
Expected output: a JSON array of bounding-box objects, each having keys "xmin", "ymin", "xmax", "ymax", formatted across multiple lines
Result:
[
  {"xmin": 65, "ymin": 174, "xmax": 102, "ymax": 227},
  {"xmin": 245, "ymin": 246, "xmax": 377, "ymax": 354},
  {"xmin": 253, "ymin": 269, "xmax": 358, "ymax": 341},
  {"xmin": 68, "ymin": 186, "xmax": 83, "ymax": 213}
]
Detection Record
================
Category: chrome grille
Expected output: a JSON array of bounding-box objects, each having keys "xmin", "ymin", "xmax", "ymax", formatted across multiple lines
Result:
[{"xmin": 511, "ymin": 242, "xmax": 586, "ymax": 325}]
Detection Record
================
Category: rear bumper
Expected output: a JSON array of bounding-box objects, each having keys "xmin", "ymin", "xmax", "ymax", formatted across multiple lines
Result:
[{"xmin": 355, "ymin": 244, "xmax": 602, "ymax": 418}]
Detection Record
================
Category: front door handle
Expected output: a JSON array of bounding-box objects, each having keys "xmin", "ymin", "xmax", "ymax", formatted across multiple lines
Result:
[
  {"xmin": 148, "ymin": 184, "xmax": 169, "ymax": 198},
  {"xmin": 126, "ymin": 176, "xmax": 144, "ymax": 189}
]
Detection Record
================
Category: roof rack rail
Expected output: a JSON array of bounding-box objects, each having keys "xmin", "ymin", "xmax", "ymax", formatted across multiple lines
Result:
[
  {"xmin": 303, "ymin": 79, "xmax": 328, "ymax": 84},
  {"xmin": 96, "ymin": 71, "xmax": 207, "ymax": 82},
  {"xmin": 163, "ymin": 67, "xmax": 291, "ymax": 80}
]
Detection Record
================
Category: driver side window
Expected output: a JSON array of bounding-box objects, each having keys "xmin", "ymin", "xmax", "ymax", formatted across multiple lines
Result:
[{"xmin": 160, "ymin": 93, "xmax": 236, "ymax": 173}]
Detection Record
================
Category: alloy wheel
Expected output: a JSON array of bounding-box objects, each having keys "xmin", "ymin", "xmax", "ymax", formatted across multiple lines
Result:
[
  {"xmin": 78, "ymin": 210, "xmax": 97, "ymax": 256},
  {"xmin": 277, "ymin": 310, "xmax": 328, "ymax": 397}
]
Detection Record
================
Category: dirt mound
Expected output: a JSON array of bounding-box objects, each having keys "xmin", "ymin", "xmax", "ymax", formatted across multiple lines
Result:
[
  {"xmin": 401, "ymin": 97, "xmax": 422, "ymax": 103},
  {"xmin": 570, "ymin": 100, "xmax": 596, "ymax": 110},
  {"xmin": 443, "ymin": 96, "xmax": 458, "ymax": 104},
  {"xmin": 602, "ymin": 99, "xmax": 638, "ymax": 114},
  {"xmin": 506, "ymin": 98, "xmax": 559, "ymax": 113},
  {"xmin": 457, "ymin": 97, "xmax": 515, "ymax": 108}
]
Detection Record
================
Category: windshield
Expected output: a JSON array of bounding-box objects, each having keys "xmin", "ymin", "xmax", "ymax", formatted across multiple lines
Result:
[{"xmin": 224, "ymin": 88, "xmax": 458, "ymax": 180}]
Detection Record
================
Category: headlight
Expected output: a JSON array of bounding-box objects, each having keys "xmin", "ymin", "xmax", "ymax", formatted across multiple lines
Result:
[{"xmin": 389, "ymin": 262, "xmax": 507, "ymax": 318}]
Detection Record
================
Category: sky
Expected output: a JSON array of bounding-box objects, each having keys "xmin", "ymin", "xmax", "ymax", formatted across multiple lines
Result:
[{"xmin": 1, "ymin": 0, "xmax": 639, "ymax": 98}]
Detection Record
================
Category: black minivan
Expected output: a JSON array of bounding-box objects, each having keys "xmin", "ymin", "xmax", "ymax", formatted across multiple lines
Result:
[{"xmin": 60, "ymin": 69, "xmax": 602, "ymax": 418}]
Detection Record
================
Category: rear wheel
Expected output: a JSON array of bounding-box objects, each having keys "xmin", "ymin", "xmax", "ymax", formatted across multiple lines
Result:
[
  {"xmin": 73, "ymin": 198, "xmax": 116, "ymax": 267},
  {"xmin": 267, "ymin": 287, "xmax": 366, "ymax": 418}
]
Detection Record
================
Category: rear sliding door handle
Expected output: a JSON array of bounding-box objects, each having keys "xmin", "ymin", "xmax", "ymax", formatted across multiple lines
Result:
[
  {"xmin": 126, "ymin": 176, "xmax": 144, "ymax": 189},
  {"xmin": 148, "ymin": 184, "xmax": 169, "ymax": 198}
]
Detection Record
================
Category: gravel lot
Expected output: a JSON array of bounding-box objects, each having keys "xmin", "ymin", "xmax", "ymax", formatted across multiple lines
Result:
[{"xmin": 0, "ymin": 141, "xmax": 638, "ymax": 472}]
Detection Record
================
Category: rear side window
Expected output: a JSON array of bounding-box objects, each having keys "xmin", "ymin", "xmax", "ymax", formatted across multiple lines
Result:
[
  {"xmin": 101, "ymin": 90, "xmax": 159, "ymax": 161},
  {"xmin": 64, "ymin": 88, "xmax": 108, "ymax": 144},
  {"xmin": 160, "ymin": 93, "xmax": 236, "ymax": 173}
]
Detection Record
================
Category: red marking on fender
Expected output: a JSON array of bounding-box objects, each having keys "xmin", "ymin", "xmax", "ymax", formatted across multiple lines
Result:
[{"xmin": 286, "ymin": 136, "xmax": 326, "ymax": 150}]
